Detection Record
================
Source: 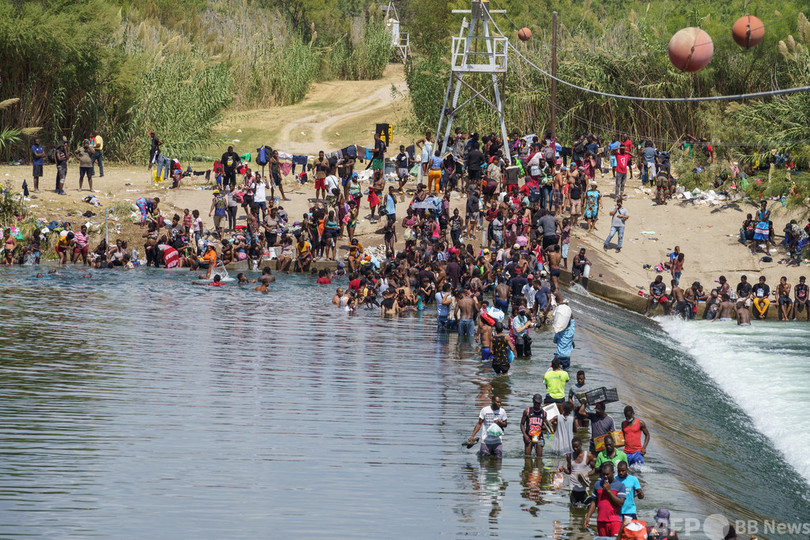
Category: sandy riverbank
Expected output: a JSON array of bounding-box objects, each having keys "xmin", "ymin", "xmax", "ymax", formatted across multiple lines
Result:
[{"xmin": 3, "ymin": 160, "xmax": 809, "ymax": 298}]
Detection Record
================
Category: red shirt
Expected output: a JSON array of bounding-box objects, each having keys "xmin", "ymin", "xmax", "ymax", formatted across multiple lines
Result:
[
  {"xmin": 316, "ymin": 277, "xmax": 332, "ymax": 284},
  {"xmin": 349, "ymin": 279, "xmax": 362, "ymax": 290},
  {"xmin": 615, "ymin": 153, "xmax": 631, "ymax": 175}
]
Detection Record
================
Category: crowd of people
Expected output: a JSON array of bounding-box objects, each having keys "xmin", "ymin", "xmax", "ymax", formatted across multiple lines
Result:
[{"xmin": 643, "ymin": 245, "xmax": 810, "ymax": 322}]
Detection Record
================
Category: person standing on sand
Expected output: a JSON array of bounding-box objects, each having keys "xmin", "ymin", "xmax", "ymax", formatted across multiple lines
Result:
[
  {"xmin": 221, "ymin": 146, "xmax": 240, "ymax": 190},
  {"xmin": 31, "ymin": 138, "xmax": 45, "ymax": 192},
  {"xmin": 91, "ymin": 131, "xmax": 104, "ymax": 177},
  {"xmin": 75, "ymin": 140, "xmax": 94, "ymax": 192},
  {"xmin": 148, "ymin": 131, "xmax": 161, "ymax": 170},
  {"xmin": 54, "ymin": 137, "xmax": 69, "ymax": 195},
  {"xmin": 467, "ymin": 395, "xmax": 508, "ymax": 459},
  {"xmin": 614, "ymin": 146, "xmax": 632, "ymax": 199},
  {"xmin": 603, "ymin": 199, "xmax": 629, "ymax": 253}
]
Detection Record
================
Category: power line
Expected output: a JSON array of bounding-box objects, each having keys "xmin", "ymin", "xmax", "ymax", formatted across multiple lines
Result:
[
  {"xmin": 507, "ymin": 40, "xmax": 810, "ymax": 103},
  {"xmin": 488, "ymin": 2, "xmax": 803, "ymax": 58}
]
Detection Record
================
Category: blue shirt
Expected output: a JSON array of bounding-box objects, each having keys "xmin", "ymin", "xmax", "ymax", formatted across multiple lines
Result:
[
  {"xmin": 619, "ymin": 474, "xmax": 642, "ymax": 515},
  {"xmin": 386, "ymin": 194, "xmax": 396, "ymax": 216},
  {"xmin": 430, "ymin": 156, "xmax": 443, "ymax": 170},
  {"xmin": 31, "ymin": 145, "xmax": 44, "ymax": 166},
  {"xmin": 535, "ymin": 286, "xmax": 551, "ymax": 310},
  {"xmin": 553, "ymin": 319, "xmax": 575, "ymax": 358}
]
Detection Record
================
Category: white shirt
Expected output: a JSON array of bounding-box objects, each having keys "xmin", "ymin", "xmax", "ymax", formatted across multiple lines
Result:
[
  {"xmin": 325, "ymin": 175, "xmax": 341, "ymax": 194},
  {"xmin": 479, "ymin": 405, "xmax": 508, "ymax": 445},
  {"xmin": 254, "ymin": 180, "xmax": 266, "ymax": 202}
]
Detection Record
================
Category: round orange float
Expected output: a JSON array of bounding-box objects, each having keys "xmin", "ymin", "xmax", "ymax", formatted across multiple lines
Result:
[
  {"xmin": 518, "ymin": 27, "xmax": 532, "ymax": 42},
  {"xmin": 668, "ymin": 27, "xmax": 714, "ymax": 72},
  {"xmin": 732, "ymin": 15, "xmax": 765, "ymax": 48}
]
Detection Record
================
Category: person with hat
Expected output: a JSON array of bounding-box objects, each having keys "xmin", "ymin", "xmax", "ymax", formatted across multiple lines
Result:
[
  {"xmin": 603, "ymin": 198, "xmax": 629, "ymax": 253},
  {"xmin": 646, "ymin": 508, "xmax": 679, "ymax": 539},
  {"xmin": 521, "ymin": 394, "xmax": 551, "ymax": 457}
]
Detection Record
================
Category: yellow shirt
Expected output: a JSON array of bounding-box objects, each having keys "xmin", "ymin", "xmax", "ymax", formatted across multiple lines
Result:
[
  {"xmin": 543, "ymin": 368, "xmax": 570, "ymax": 400},
  {"xmin": 93, "ymin": 135, "xmax": 104, "ymax": 151}
]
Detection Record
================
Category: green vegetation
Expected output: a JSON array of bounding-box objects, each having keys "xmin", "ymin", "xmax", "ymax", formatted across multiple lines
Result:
[
  {"xmin": 0, "ymin": 0, "xmax": 392, "ymax": 163},
  {"xmin": 403, "ymin": 0, "xmax": 809, "ymax": 159}
]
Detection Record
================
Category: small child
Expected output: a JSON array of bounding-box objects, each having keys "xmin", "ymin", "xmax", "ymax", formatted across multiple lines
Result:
[{"xmin": 183, "ymin": 208, "xmax": 193, "ymax": 236}]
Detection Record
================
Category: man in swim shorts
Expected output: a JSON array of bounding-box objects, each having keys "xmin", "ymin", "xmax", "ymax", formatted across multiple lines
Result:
[
  {"xmin": 476, "ymin": 304, "xmax": 493, "ymax": 360},
  {"xmin": 795, "ymin": 276, "xmax": 810, "ymax": 320},
  {"xmin": 712, "ymin": 294, "xmax": 736, "ymax": 322}
]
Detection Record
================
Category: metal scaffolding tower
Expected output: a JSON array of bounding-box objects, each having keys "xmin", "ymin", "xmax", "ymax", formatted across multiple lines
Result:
[
  {"xmin": 436, "ymin": 0, "xmax": 510, "ymax": 163},
  {"xmin": 383, "ymin": 1, "xmax": 410, "ymax": 64}
]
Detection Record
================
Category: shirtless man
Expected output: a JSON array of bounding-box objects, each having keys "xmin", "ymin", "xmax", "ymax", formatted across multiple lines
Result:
[
  {"xmin": 735, "ymin": 301, "xmax": 751, "ymax": 325},
  {"xmin": 455, "ymin": 289, "xmax": 478, "ymax": 338},
  {"xmin": 493, "ymin": 281, "xmax": 510, "ymax": 313},
  {"xmin": 681, "ymin": 282, "xmax": 700, "ymax": 320},
  {"xmin": 712, "ymin": 294, "xmax": 735, "ymax": 321},
  {"xmin": 795, "ymin": 276, "xmax": 810, "ymax": 321},
  {"xmin": 671, "ymin": 279, "xmax": 686, "ymax": 318},
  {"xmin": 476, "ymin": 313, "xmax": 494, "ymax": 361},
  {"xmin": 332, "ymin": 288, "xmax": 344, "ymax": 306},
  {"xmin": 259, "ymin": 266, "xmax": 276, "ymax": 285},
  {"xmin": 551, "ymin": 167, "xmax": 565, "ymax": 216},
  {"xmin": 563, "ymin": 164, "xmax": 581, "ymax": 213},
  {"xmin": 772, "ymin": 276, "xmax": 791, "ymax": 321},
  {"xmin": 547, "ymin": 244, "xmax": 562, "ymax": 292}
]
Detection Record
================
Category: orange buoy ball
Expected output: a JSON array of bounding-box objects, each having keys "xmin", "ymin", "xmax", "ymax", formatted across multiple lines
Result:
[
  {"xmin": 518, "ymin": 27, "xmax": 532, "ymax": 42},
  {"xmin": 732, "ymin": 15, "xmax": 765, "ymax": 48},
  {"xmin": 668, "ymin": 27, "xmax": 714, "ymax": 72}
]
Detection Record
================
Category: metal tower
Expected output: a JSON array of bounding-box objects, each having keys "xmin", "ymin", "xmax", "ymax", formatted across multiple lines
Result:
[
  {"xmin": 436, "ymin": 0, "xmax": 511, "ymax": 163},
  {"xmin": 382, "ymin": 1, "xmax": 410, "ymax": 64}
]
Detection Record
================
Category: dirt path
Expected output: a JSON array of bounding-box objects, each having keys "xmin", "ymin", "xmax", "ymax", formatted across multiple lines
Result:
[{"xmin": 209, "ymin": 64, "xmax": 413, "ymax": 158}]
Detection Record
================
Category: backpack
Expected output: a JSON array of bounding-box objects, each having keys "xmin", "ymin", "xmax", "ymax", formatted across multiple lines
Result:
[
  {"xmin": 528, "ymin": 186, "xmax": 542, "ymax": 203},
  {"xmin": 255, "ymin": 145, "xmax": 272, "ymax": 166},
  {"xmin": 543, "ymin": 146, "xmax": 554, "ymax": 161}
]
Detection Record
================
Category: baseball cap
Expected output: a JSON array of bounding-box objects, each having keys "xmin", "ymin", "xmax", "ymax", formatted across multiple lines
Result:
[
  {"xmin": 213, "ymin": 189, "xmax": 220, "ymax": 194},
  {"xmin": 532, "ymin": 393, "xmax": 543, "ymax": 403},
  {"xmin": 513, "ymin": 243, "xmax": 520, "ymax": 249}
]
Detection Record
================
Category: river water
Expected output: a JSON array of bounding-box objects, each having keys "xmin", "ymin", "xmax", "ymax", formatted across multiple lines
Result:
[{"xmin": 0, "ymin": 268, "xmax": 808, "ymax": 538}]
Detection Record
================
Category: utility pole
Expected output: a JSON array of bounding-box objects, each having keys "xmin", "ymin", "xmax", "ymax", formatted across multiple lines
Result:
[{"xmin": 551, "ymin": 11, "xmax": 558, "ymax": 140}]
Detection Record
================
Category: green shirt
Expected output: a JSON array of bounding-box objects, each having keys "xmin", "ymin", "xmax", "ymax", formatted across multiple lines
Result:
[
  {"xmin": 543, "ymin": 368, "xmax": 569, "ymax": 399},
  {"xmin": 594, "ymin": 449, "xmax": 628, "ymax": 471}
]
